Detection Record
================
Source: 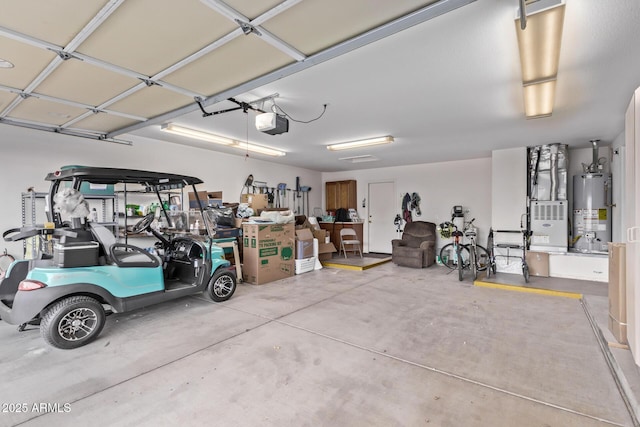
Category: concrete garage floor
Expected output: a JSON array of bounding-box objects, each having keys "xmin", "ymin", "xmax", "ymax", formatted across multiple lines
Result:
[{"xmin": 0, "ymin": 263, "xmax": 636, "ymax": 426}]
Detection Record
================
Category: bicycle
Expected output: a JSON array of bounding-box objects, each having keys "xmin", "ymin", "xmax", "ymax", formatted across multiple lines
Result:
[{"xmin": 439, "ymin": 218, "xmax": 489, "ymax": 281}]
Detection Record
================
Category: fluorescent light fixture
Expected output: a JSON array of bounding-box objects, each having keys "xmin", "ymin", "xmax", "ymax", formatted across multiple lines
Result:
[
  {"xmin": 160, "ymin": 123, "xmax": 285, "ymax": 156},
  {"xmin": 233, "ymin": 142, "xmax": 286, "ymax": 157},
  {"xmin": 327, "ymin": 136, "xmax": 394, "ymax": 151},
  {"xmin": 161, "ymin": 123, "xmax": 234, "ymax": 145},
  {"xmin": 515, "ymin": 0, "xmax": 565, "ymax": 119},
  {"xmin": 339, "ymin": 154, "xmax": 380, "ymax": 163}
]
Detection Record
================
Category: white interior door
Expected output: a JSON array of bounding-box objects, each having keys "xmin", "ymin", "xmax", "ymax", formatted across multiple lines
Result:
[{"xmin": 368, "ymin": 181, "xmax": 396, "ymax": 253}]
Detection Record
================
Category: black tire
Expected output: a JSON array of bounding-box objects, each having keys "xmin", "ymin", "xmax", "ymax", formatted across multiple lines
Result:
[
  {"xmin": 470, "ymin": 247, "xmax": 477, "ymax": 281},
  {"xmin": 440, "ymin": 243, "xmax": 455, "ymax": 269},
  {"xmin": 40, "ymin": 296, "xmax": 106, "ymax": 349},
  {"xmin": 440, "ymin": 244, "xmax": 470, "ymax": 270},
  {"xmin": 207, "ymin": 269, "xmax": 237, "ymax": 302},
  {"xmin": 523, "ymin": 262, "xmax": 530, "ymax": 284},
  {"xmin": 458, "ymin": 245, "xmax": 468, "ymax": 282},
  {"xmin": 486, "ymin": 231, "xmax": 494, "ymax": 279}
]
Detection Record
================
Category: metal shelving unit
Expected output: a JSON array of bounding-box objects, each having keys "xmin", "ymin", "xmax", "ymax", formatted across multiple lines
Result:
[{"xmin": 21, "ymin": 191, "xmax": 118, "ymax": 258}]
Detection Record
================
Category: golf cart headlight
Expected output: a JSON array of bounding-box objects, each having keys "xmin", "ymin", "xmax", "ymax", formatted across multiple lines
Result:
[{"xmin": 18, "ymin": 280, "xmax": 47, "ymax": 291}]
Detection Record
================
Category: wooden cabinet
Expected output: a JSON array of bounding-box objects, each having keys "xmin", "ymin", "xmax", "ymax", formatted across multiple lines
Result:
[
  {"xmin": 319, "ymin": 221, "xmax": 363, "ymax": 247},
  {"xmin": 325, "ymin": 180, "xmax": 357, "ymax": 212}
]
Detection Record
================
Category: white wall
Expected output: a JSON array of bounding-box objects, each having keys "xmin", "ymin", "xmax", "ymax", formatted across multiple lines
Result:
[
  {"xmin": 491, "ymin": 147, "xmax": 527, "ymax": 231},
  {"xmin": 322, "ymin": 157, "xmax": 492, "ymax": 252},
  {"xmin": 0, "ymin": 125, "xmax": 321, "ymax": 258}
]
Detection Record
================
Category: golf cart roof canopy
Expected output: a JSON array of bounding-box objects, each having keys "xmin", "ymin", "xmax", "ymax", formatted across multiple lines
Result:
[{"xmin": 46, "ymin": 166, "xmax": 203, "ymax": 188}]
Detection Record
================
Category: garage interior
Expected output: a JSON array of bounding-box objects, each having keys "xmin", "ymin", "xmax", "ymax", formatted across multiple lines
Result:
[{"xmin": 1, "ymin": 0, "xmax": 640, "ymax": 426}]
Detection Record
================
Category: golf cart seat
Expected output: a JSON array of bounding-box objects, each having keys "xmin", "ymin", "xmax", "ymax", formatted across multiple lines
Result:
[{"xmin": 89, "ymin": 222, "xmax": 117, "ymax": 265}]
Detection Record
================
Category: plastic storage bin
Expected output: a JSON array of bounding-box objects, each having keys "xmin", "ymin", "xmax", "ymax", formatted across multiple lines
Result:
[{"xmin": 53, "ymin": 241, "xmax": 99, "ymax": 268}]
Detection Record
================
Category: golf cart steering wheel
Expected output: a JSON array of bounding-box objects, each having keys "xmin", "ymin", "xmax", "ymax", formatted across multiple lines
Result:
[{"xmin": 131, "ymin": 212, "xmax": 155, "ymax": 234}]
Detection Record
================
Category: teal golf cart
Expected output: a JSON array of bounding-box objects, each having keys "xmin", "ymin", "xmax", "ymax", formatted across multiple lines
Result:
[{"xmin": 0, "ymin": 167, "xmax": 236, "ymax": 349}]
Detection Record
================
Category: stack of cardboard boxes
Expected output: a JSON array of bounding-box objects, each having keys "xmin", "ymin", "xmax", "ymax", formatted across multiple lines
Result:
[{"xmin": 294, "ymin": 219, "xmax": 336, "ymax": 274}]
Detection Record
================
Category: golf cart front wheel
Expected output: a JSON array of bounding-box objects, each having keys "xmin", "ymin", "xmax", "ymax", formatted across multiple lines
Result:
[
  {"xmin": 207, "ymin": 269, "xmax": 237, "ymax": 302},
  {"xmin": 40, "ymin": 296, "xmax": 106, "ymax": 349}
]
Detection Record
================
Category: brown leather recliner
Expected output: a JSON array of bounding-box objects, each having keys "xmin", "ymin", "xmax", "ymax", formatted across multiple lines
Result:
[{"xmin": 391, "ymin": 221, "xmax": 437, "ymax": 268}]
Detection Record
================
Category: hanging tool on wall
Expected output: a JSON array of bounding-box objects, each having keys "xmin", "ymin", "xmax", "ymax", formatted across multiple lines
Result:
[
  {"xmin": 294, "ymin": 177, "xmax": 301, "ymax": 215},
  {"xmin": 300, "ymin": 186, "xmax": 311, "ymax": 217},
  {"xmin": 267, "ymin": 187, "xmax": 275, "ymax": 207},
  {"xmin": 277, "ymin": 183, "xmax": 287, "ymax": 208}
]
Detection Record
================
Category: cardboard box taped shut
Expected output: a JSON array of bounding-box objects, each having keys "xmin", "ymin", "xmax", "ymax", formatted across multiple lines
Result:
[{"xmin": 242, "ymin": 223, "xmax": 294, "ymax": 285}]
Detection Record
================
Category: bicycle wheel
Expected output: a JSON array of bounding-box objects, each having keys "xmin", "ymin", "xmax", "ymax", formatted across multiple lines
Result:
[
  {"xmin": 470, "ymin": 246, "xmax": 477, "ymax": 281},
  {"xmin": 439, "ymin": 243, "xmax": 457, "ymax": 270},
  {"xmin": 474, "ymin": 245, "xmax": 489, "ymax": 272},
  {"xmin": 458, "ymin": 245, "xmax": 464, "ymax": 281},
  {"xmin": 485, "ymin": 232, "xmax": 494, "ymax": 278},
  {"xmin": 523, "ymin": 261, "xmax": 530, "ymax": 283},
  {"xmin": 454, "ymin": 245, "xmax": 470, "ymax": 281}
]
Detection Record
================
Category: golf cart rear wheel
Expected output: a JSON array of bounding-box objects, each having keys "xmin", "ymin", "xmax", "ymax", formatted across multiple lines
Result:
[
  {"xmin": 41, "ymin": 296, "xmax": 106, "ymax": 349},
  {"xmin": 207, "ymin": 270, "xmax": 236, "ymax": 302}
]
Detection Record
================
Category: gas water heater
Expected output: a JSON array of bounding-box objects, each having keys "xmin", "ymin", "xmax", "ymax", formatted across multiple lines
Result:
[
  {"xmin": 572, "ymin": 173, "xmax": 612, "ymax": 253},
  {"xmin": 572, "ymin": 140, "xmax": 612, "ymax": 253}
]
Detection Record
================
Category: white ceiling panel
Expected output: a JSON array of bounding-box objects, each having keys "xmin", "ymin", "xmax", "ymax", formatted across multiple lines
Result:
[
  {"xmin": 76, "ymin": 0, "xmax": 237, "ymax": 76},
  {"xmin": 71, "ymin": 112, "xmax": 138, "ymax": 133},
  {"xmin": 34, "ymin": 59, "xmax": 140, "ymax": 106},
  {"xmin": 108, "ymin": 85, "xmax": 193, "ymax": 119},
  {"xmin": 0, "ymin": 37, "xmax": 57, "ymax": 88},
  {"xmin": 0, "ymin": 0, "xmax": 110, "ymax": 47},
  {"xmin": 260, "ymin": 0, "xmax": 439, "ymax": 55},
  {"xmin": 0, "ymin": 92, "xmax": 18, "ymax": 112},
  {"xmin": 223, "ymin": 0, "xmax": 286, "ymax": 20},
  {"xmin": 9, "ymin": 97, "xmax": 87, "ymax": 126},
  {"xmin": 162, "ymin": 35, "xmax": 293, "ymax": 97}
]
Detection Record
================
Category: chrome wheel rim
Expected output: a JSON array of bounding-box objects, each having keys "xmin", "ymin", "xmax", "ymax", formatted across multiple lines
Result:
[
  {"xmin": 213, "ymin": 274, "xmax": 234, "ymax": 297},
  {"xmin": 58, "ymin": 308, "xmax": 98, "ymax": 341}
]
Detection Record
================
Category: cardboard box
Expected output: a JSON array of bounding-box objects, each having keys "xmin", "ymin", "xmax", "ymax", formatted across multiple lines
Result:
[
  {"xmin": 608, "ymin": 243, "xmax": 627, "ymax": 344},
  {"xmin": 189, "ymin": 191, "xmax": 223, "ymax": 209},
  {"xmin": 312, "ymin": 229, "xmax": 329, "ymax": 243},
  {"xmin": 318, "ymin": 242, "xmax": 337, "ymax": 261},
  {"xmin": 526, "ymin": 251, "xmax": 549, "ymax": 277},
  {"xmin": 295, "ymin": 228, "xmax": 314, "ymax": 259},
  {"xmin": 241, "ymin": 193, "xmax": 268, "ymax": 210},
  {"xmin": 242, "ymin": 223, "xmax": 294, "ymax": 285},
  {"xmin": 295, "ymin": 257, "xmax": 316, "ymax": 274}
]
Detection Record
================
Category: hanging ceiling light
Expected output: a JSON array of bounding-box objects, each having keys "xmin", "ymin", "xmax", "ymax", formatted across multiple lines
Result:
[
  {"xmin": 160, "ymin": 123, "xmax": 285, "ymax": 156},
  {"xmin": 515, "ymin": 0, "xmax": 565, "ymax": 119},
  {"xmin": 326, "ymin": 136, "xmax": 394, "ymax": 151}
]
